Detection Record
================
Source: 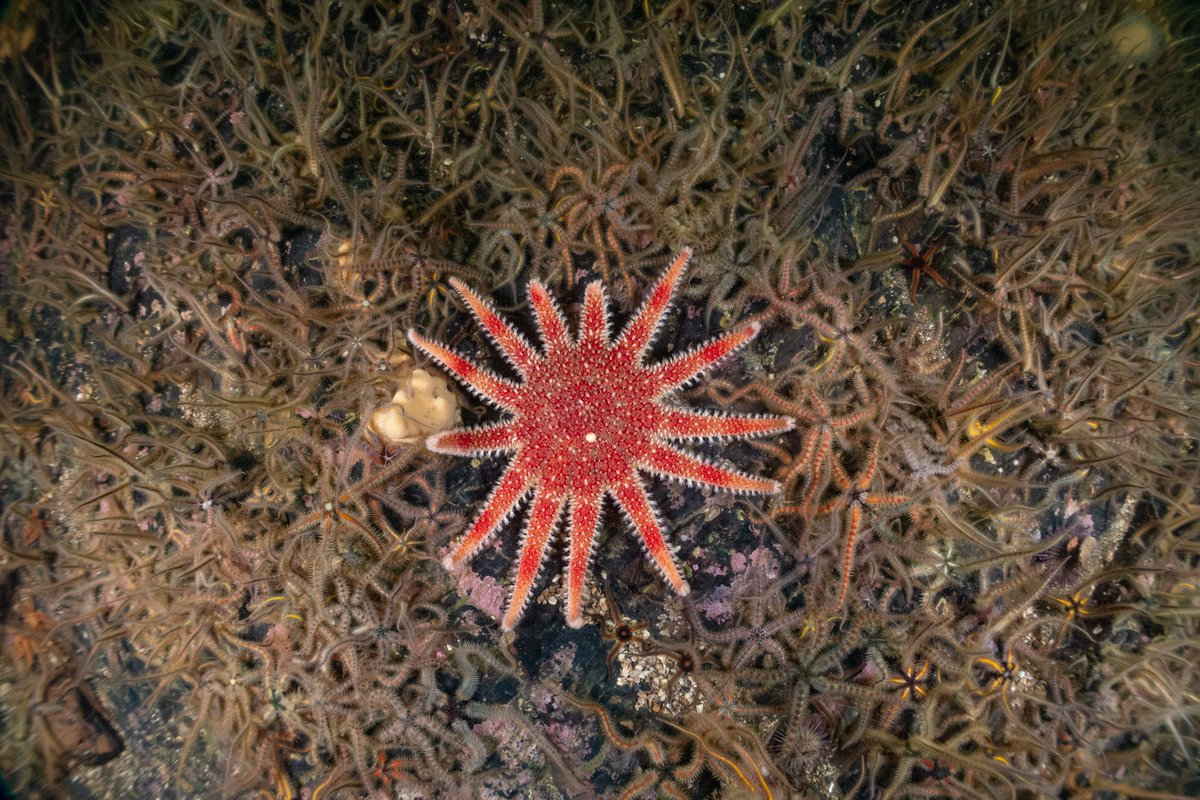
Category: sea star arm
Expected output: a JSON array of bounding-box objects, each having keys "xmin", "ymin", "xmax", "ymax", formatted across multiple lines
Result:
[
  {"xmin": 579, "ymin": 281, "xmax": 610, "ymax": 347},
  {"xmin": 615, "ymin": 246, "xmax": 691, "ymax": 359},
  {"xmin": 501, "ymin": 487, "xmax": 566, "ymax": 631},
  {"xmin": 564, "ymin": 490, "xmax": 602, "ymax": 628},
  {"xmin": 660, "ymin": 409, "xmax": 794, "ymax": 440},
  {"xmin": 408, "ymin": 330, "xmax": 522, "ymax": 410},
  {"xmin": 611, "ymin": 479, "xmax": 689, "ymax": 596},
  {"xmin": 442, "ymin": 460, "xmax": 531, "ymax": 571},
  {"xmin": 528, "ymin": 281, "xmax": 571, "ymax": 350},
  {"xmin": 642, "ymin": 441, "xmax": 781, "ymax": 494},
  {"xmin": 448, "ymin": 277, "xmax": 539, "ymax": 375},
  {"xmin": 427, "ymin": 422, "xmax": 519, "ymax": 456},
  {"xmin": 648, "ymin": 322, "xmax": 762, "ymax": 396}
]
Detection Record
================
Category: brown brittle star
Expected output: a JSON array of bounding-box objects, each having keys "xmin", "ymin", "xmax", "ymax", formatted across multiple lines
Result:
[
  {"xmin": 898, "ymin": 236, "xmax": 950, "ymax": 302},
  {"xmin": 817, "ymin": 439, "xmax": 908, "ymax": 610},
  {"xmin": 763, "ymin": 383, "xmax": 875, "ymax": 521}
]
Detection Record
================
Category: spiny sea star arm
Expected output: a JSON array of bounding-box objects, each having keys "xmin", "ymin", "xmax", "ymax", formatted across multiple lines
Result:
[
  {"xmin": 528, "ymin": 281, "xmax": 571, "ymax": 350},
  {"xmin": 611, "ymin": 479, "xmax": 689, "ymax": 596},
  {"xmin": 579, "ymin": 281, "xmax": 610, "ymax": 347},
  {"xmin": 442, "ymin": 460, "xmax": 531, "ymax": 571},
  {"xmin": 408, "ymin": 330, "xmax": 522, "ymax": 410},
  {"xmin": 615, "ymin": 246, "xmax": 691, "ymax": 358},
  {"xmin": 501, "ymin": 487, "xmax": 566, "ymax": 631},
  {"xmin": 564, "ymin": 490, "xmax": 602, "ymax": 629},
  {"xmin": 642, "ymin": 441, "xmax": 781, "ymax": 494},
  {"xmin": 648, "ymin": 322, "xmax": 763, "ymax": 396},
  {"xmin": 659, "ymin": 409, "xmax": 794, "ymax": 440},
  {"xmin": 427, "ymin": 422, "xmax": 519, "ymax": 456},
  {"xmin": 448, "ymin": 277, "xmax": 539, "ymax": 375}
]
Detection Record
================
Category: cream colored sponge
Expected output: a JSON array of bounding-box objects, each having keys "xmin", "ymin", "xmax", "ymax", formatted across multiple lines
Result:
[{"xmin": 368, "ymin": 368, "xmax": 459, "ymax": 444}]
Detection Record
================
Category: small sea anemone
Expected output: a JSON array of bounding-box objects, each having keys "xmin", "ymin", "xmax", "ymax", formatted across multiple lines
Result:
[{"xmin": 1110, "ymin": 12, "xmax": 1165, "ymax": 63}]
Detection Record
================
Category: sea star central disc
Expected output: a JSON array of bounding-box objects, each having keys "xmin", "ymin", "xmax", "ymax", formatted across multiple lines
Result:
[
  {"xmin": 408, "ymin": 247, "xmax": 793, "ymax": 630},
  {"xmin": 514, "ymin": 338, "xmax": 661, "ymax": 491}
]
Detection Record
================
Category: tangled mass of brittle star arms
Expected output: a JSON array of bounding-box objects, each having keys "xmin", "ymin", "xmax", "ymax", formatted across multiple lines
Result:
[{"xmin": 407, "ymin": 248, "xmax": 794, "ymax": 630}]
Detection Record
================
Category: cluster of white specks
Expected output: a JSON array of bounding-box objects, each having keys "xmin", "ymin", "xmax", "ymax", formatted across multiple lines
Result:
[
  {"xmin": 621, "ymin": 650, "xmax": 699, "ymax": 716},
  {"xmin": 591, "ymin": 591, "xmax": 702, "ymax": 717}
]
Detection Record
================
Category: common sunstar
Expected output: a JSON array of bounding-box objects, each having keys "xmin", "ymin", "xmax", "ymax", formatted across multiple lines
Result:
[{"xmin": 408, "ymin": 248, "xmax": 793, "ymax": 630}]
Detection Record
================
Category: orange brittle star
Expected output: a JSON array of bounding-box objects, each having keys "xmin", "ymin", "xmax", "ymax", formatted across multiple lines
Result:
[{"xmin": 817, "ymin": 438, "xmax": 908, "ymax": 610}]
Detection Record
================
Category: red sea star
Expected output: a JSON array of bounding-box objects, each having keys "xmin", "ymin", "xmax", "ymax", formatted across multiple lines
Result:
[{"xmin": 408, "ymin": 248, "xmax": 794, "ymax": 630}]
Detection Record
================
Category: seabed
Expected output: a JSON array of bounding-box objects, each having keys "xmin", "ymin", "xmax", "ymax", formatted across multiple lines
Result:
[{"xmin": 1, "ymin": 1, "xmax": 1198, "ymax": 798}]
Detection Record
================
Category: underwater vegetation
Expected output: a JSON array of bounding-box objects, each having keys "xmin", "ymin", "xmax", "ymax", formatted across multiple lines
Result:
[{"xmin": 0, "ymin": 0, "xmax": 1197, "ymax": 797}]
